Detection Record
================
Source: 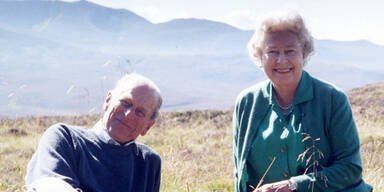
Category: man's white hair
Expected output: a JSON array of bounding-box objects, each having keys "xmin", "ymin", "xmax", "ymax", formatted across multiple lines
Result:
[{"xmin": 111, "ymin": 73, "xmax": 162, "ymax": 120}]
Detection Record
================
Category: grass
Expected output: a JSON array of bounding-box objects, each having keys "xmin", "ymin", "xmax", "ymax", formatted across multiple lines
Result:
[
  {"xmin": 141, "ymin": 111, "xmax": 234, "ymax": 192},
  {"xmin": 0, "ymin": 115, "xmax": 100, "ymax": 192},
  {"xmin": 348, "ymin": 82, "xmax": 384, "ymax": 192},
  {"xmin": 0, "ymin": 83, "xmax": 383, "ymax": 192},
  {"xmin": 0, "ymin": 111, "xmax": 234, "ymax": 192}
]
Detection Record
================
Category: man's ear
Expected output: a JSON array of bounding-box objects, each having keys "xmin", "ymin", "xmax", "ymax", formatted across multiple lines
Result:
[
  {"xmin": 103, "ymin": 92, "xmax": 112, "ymax": 112},
  {"xmin": 140, "ymin": 120, "xmax": 155, "ymax": 136}
]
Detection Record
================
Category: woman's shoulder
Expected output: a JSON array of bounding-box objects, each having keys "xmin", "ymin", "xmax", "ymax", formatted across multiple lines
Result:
[
  {"xmin": 309, "ymin": 74, "xmax": 348, "ymax": 101},
  {"xmin": 308, "ymin": 73, "xmax": 344, "ymax": 92},
  {"xmin": 236, "ymin": 80, "xmax": 269, "ymax": 102}
]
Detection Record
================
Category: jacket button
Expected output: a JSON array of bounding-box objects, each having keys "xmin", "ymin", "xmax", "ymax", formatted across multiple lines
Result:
[{"xmin": 284, "ymin": 173, "xmax": 289, "ymax": 178}]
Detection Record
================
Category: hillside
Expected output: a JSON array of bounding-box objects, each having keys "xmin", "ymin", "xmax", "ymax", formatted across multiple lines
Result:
[
  {"xmin": 0, "ymin": 82, "xmax": 383, "ymax": 191},
  {"xmin": 347, "ymin": 82, "xmax": 384, "ymax": 139},
  {"xmin": 1, "ymin": 0, "xmax": 384, "ymax": 116},
  {"xmin": 348, "ymin": 82, "xmax": 384, "ymax": 115}
]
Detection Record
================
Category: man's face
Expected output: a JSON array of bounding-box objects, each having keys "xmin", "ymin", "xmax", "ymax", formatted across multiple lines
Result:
[{"xmin": 102, "ymin": 84, "xmax": 157, "ymax": 143}]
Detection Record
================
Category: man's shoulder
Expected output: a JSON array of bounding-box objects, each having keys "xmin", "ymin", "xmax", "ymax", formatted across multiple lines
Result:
[
  {"xmin": 45, "ymin": 122, "xmax": 85, "ymax": 133},
  {"xmin": 135, "ymin": 142, "xmax": 161, "ymax": 162},
  {"xmin": 43, "ymin": 123, "xmax": 92, "ymax": 142}
]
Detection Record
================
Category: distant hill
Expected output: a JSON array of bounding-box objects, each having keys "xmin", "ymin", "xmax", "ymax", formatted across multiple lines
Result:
[
  {"xmin": 347, "ymin": 82, "xmax": 384, "ymax": 117},
  {"xmin": 1, "ymin": 0, "xmax": 384, "ymax": 116}
]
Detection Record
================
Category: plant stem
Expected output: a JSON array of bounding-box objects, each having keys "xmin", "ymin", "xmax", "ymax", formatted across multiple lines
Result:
[{"xmin": 255, "ymin": 157, "xmax": 276, "ymax": 190}]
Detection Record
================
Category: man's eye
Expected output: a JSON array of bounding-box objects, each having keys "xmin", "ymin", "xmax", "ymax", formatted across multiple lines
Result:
[
  {"xmin": 121, "ymin": 101, "xmax": 132, "ymax": 107},
  {"xmin": 135, "ymin": 110, "xmax": 146, "ymax": 118}
]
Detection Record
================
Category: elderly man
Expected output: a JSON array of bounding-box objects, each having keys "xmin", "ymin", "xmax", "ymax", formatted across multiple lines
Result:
[{"xmin": 25, "ymin": 74, "xmax": 163, "ymax": 192}]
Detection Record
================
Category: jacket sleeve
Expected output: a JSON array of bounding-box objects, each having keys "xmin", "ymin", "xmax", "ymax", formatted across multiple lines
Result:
[
  {"xmin": 25, "ymin": 124, "xmax": 80, "ymax": 188},
  {"xmin": 233, "ymin": 102, "xmax": 240, "ymax": 191},
  {"xmin": 291, "ymin": 91, "xmax": 371, "ymax": 192}
]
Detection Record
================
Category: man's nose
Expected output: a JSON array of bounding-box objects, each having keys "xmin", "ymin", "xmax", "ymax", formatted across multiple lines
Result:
[{"xmin": 124, "ymin": 108, "xmax": 136, "ymax": 119}]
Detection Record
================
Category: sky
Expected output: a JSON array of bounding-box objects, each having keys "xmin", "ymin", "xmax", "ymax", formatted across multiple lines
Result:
[{"xmin": 65, "ymin": 0, "xmax": 384, "ymax": 45}]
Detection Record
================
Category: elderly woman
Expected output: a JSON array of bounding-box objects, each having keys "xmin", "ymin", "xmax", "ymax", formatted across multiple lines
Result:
[{"xmin": 233, "ymin": 13, "xmax": 372, "ymax": 192}]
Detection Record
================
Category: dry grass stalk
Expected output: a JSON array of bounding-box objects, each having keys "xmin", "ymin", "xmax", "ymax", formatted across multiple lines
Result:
[
  {"xmin": 249, "ymin": 156, "xmax": 276, "ymax": 192},
  {"xmin": 297, "ymin": 133, "xmax": 327, "ymax": 192}
]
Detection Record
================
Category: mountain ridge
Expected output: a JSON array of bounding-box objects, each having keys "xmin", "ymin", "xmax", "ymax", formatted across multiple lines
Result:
[{"xmin": 1, "ymin": 0, "xmax": 384, "ymax": 117}]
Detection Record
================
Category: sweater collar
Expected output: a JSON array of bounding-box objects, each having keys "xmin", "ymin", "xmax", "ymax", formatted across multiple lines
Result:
[{"xmin": 92, "ymin": 120, "xmax": 136, "ymax": 147}]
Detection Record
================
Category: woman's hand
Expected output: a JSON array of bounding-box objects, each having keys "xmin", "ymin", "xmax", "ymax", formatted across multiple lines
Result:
[{"xmin": 254, "ymin": 180, "xmax": 291, "ymax": 192}]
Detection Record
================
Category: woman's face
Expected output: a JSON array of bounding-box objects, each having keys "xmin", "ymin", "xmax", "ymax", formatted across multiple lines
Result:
[{"xmin": 260, "ymin": 31, "xmax": 304, "ymax": 89}]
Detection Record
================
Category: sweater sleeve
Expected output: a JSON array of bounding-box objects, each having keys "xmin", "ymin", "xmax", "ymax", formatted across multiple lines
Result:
[
  {"xmin": 25, "ymin": 123, "xmax": 80, "ymax": 188},
  {"xmin": 291, "ymin": 91, "xmax": 371, "ymax": 192},
  {"xmin": 153, "ymin": 155, "xmax": 161, "ymax": 192},
  {"xmin": 145, "ymin": 151, "xmax": 161, "ymax": 192}
]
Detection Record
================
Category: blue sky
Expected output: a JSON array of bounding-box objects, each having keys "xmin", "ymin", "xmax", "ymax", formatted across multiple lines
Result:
[{"xmin": 63, "ymin": 0, "xmax": 384, "ymax": 45}]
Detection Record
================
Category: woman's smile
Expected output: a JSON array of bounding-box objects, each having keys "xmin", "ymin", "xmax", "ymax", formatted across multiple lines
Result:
[
  {"xmin": 261, "ymin": 31, "xmax": 304, "ymax": 89},
  {"xmin": 274, "ymin": 68, "xmax": 293, "ymax": 73}
]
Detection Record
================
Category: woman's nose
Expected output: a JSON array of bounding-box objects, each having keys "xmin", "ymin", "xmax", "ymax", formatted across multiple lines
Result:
[{"xmin": 277, "ymin": 52, "xmax": 287, "ymax": 63}]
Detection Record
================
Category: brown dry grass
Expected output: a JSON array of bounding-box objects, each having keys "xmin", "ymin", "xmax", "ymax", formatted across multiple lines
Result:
[
  {"xmin": 0, "ymin": 114, "xmax": 101, "ymax": 192},
  {"xmin": 141, "ymin": 111, "xmax": 234, "ymax": 191},
  {"xmin": 0, "ymin": 82, "xmax": 383, "ymax": 191},
  {"xmin": 347, "ymin": 83, "xmax": 384, "ymax": 191}
]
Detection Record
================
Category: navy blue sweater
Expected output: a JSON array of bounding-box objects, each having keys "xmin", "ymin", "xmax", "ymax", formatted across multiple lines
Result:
[{"xmin": 25, "ymin": 123, "xmax": 161, "ymax": 192}]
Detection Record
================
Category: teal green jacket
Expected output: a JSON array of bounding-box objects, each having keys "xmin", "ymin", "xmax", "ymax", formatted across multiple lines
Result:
[{"xmin": 233, "ymin": 71, "xmax": 372, "ymax": 192}]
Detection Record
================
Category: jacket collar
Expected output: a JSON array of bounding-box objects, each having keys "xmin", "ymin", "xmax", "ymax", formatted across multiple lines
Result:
[
  {"xmin": 293, "ymin": 70, "xmax": 313, "ymax": 105},
  {"xmin": 263, "ymin": 70, "xmax": 314, "ymax": 106}
]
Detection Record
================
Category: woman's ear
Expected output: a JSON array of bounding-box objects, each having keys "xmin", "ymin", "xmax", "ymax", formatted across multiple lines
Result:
[
  {"xmin": 103, "ymin": 92, "xmax": 112, "ymax": 112},
  {"xmin": 256, "ymin": 52, "xmax": 264, "ymax": 68}
]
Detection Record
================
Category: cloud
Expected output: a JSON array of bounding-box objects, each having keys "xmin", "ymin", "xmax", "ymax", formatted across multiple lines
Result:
[
  {"xmin": 224, "ymin": 2, "xmax": 302, "ymax": 30},
  {"xmin": 132, "ymin": 6, "xmax": 188, "ymax": 23},
  {"xmin": 58, "ymin": 0, "xmax": 80, "ymax": 2},
  {"xmin": 225, "ymin": 9, "xmax": 258, "ymax": 30}
]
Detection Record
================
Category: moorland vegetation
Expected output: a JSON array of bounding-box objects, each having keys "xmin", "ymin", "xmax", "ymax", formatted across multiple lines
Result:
[{"xmin": 0, "ymin": 83, "xmax": 383, "ymax": 191}]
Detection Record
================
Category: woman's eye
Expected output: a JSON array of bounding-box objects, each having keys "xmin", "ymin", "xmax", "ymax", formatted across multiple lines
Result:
[
  {"xmin": 265, "ymin": 50, "xmax": 278, "ymax": 58},
  {"xmin": 286, "ymin": 50, "xmax": 296, "ymax": 55},
  {"xmin": 267, "ymin": 50, "xmax": 278, "ymax": 54}
]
